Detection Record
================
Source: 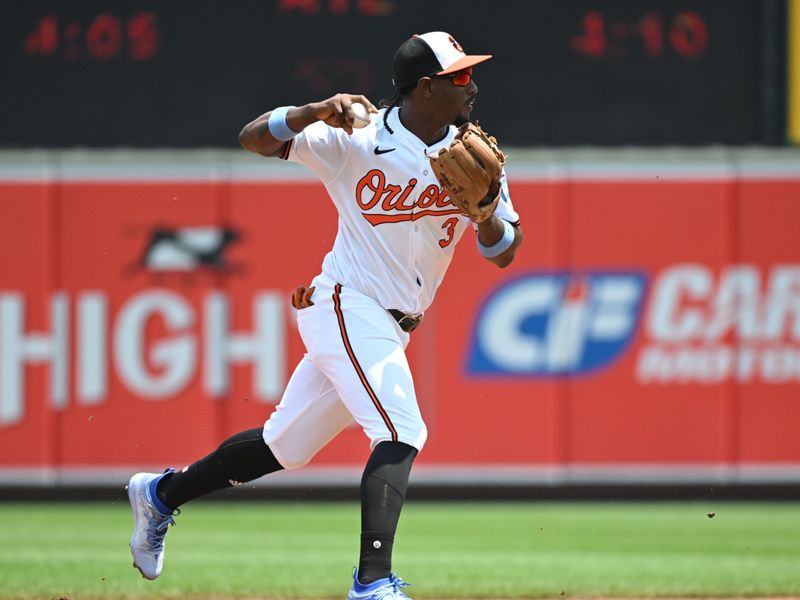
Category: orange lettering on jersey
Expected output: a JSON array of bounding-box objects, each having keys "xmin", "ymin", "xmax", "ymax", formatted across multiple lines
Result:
[
  {"xmin": 416, "ymin": 184, "xmax": 439, "ymax": 209},
  {"xmin": 355, "ymin": 169, "xmax": 386, "ymax": 210},
  {"xmin": 383, "ymin": 179, "xmax": 418, "ymax": 211},
  {"xmin": 380, "ymin": 183, "xmax": 403, "ymax": 210},
  {"xmin": 355, "ymin": 170, "xmax": 459, "ymax": 225},
  {"xmin": 433, "ymin": 188, "xmax": 451, "ymax": 208},
  {"xmin": 362, "ymin": 208, "xmax": 462, "ymax": 226}
]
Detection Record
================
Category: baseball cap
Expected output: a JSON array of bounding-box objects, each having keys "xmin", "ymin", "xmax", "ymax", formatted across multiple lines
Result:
[{"xmin": 392, "ymin": 32, "xmax": 492, "ymax": 89}]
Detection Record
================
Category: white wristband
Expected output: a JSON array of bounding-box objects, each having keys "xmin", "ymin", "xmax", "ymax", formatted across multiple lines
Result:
[
  {"xmin": 268, "ymin": 106, "xmax": 298, "ymax": 141},
  {"xmin": 477, "ymin": 219, "xmax": 515, "ymax": 258}
]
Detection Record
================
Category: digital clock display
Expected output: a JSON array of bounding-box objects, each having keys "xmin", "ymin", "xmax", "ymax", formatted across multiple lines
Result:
[
  {"xmin": 23, "ymin": 12, "xmax": 160, "ymax": 62},
  {"xmin": 571, "ymin": 10, "xmax": 709, "ymax": 59},
  {"xmin": 0, "ymin": 0, "xmax": 785, "ymax": 147}
]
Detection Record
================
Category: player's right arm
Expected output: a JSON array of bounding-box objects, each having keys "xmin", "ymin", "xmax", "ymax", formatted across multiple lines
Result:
[{"xmin": 238, "ymin": 94, "xmax": 377, "ymax": 157}]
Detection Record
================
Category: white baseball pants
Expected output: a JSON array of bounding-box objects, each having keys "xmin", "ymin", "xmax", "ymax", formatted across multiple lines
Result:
[{"xmin": 263, "ymin": 274, "xmax": 427, "ymax": 469}]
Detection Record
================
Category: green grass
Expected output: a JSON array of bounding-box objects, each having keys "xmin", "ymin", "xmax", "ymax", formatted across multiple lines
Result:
[{"xmin": 0, "ymin": 501, "xmax": 798, "ymax": 598}]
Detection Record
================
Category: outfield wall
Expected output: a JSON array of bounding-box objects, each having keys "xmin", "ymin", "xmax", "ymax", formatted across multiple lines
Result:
[{"xmin": 1, "ymin": 148, "xmax": 799, "ymax": 487}]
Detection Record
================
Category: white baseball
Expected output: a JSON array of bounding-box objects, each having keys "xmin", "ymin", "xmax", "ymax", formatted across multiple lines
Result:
[{"xmin": 351, "ymin": 102, "xmax": 372, "ymax": 129}]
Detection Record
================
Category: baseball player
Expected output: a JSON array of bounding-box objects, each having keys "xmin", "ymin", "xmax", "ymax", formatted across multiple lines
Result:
[{"xmin": 127, "ymin": 31, "xmax": 522, "ymax": 600}]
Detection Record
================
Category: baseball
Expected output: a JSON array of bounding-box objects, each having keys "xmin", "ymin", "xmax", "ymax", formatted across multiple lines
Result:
[{"xmin": 351, "ymin": 102, "xmax": 372, "ymax": 129}]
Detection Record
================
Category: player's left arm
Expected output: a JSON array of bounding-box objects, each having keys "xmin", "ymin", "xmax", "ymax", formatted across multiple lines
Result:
[
  {"xmin": 476, "ymin": 216, "xmax": 523, "ymax": 268},
  {"xmin": 475, "ymin": 170, "xmax": 522, "ymax": 268}
]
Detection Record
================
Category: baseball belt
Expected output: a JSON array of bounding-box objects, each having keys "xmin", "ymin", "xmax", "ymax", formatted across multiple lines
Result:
[
  {"xmin": 291, "ymin": 285, "xmax": 422, "ymax": 332},
  {"xmin": 388, "ymin": 309, "xmax": 423, "ymax": 333}
]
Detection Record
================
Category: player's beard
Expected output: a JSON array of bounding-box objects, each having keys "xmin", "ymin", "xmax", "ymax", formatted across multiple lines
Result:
[{"xmin": 453, "ymin": 114, "xmax": 470, "ymax": 126}]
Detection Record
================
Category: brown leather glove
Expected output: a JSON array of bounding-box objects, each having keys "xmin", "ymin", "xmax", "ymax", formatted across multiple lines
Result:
[{"xmin": 429, "ymin": 122, "xmax": 506, "ymax": 223}]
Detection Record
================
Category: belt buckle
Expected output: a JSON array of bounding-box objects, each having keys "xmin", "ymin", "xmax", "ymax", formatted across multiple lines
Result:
[
  {"xmin": 397, "ymin": 312, "xmax": 421, "ymax": 333},
  {"xmin": 389, "ymin": 309, "xmax": 422, "ymax": 333}
]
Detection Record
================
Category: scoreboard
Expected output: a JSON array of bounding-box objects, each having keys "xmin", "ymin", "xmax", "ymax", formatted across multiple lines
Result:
[{"xmin": 0, "ymin": 0, "xmax": 786, "ymax": 147}]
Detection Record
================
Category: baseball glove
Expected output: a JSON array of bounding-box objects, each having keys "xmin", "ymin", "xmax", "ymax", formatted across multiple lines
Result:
[{"xmin": 429, "ymin": 122, "xmax": 506, "ymax": 223}]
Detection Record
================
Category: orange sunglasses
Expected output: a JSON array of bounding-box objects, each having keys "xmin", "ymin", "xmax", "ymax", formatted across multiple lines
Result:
[{"xmin": 433, "ymin": 68, "xmax": 473, "ymax": 87}]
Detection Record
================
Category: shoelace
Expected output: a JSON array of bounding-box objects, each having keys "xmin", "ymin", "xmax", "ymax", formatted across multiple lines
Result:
[
  {"xmin": 144, "ymin": 507, "xmax": 179, "ymax": 550},
  {"xmin": 390, "ymin": 575, "xmax": 410, "ymax": 590},
  {"xmin": 374, "ymin": 575, "xmax": 411, "ymax": 600}
]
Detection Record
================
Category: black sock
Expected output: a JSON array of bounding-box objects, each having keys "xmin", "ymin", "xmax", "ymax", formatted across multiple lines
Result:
[
  {"xmin": 358, "ymin": 441, "xmax": 417, "ymax": 584},
  {"xmin": 156, "ymin": 427, "xmax": 283, "ymax": 510}
]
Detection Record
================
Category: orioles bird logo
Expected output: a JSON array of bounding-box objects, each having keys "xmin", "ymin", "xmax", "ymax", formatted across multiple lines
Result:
[{"xmin": 448, "ymin": 35, "xmax": 464, "ymax": 53}]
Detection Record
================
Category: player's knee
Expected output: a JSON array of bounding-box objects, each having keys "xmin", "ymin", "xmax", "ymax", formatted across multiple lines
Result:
[
  {"xmin": 278, "ymin": 453, "xmax": 311, "ymax": 470},
  {"xmin": 263, "ymin": 434, "xmax": 314, "ymax": 470},
  {"xmin": 391, "ymin": 421, "xmax": 427, "ymax": 454},
  {"xmin": 269, "ymin": 443, "xmax": 312, "ymax": 470}
]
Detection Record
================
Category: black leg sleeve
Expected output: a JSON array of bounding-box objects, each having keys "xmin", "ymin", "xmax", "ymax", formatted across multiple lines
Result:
[
  {"xmin": 156, "ymin": 427, "xmax": 283, "ymax": 510},
  {"xmin": 358, "ymin": 441, "xmax": 418, "ymax": 584}
]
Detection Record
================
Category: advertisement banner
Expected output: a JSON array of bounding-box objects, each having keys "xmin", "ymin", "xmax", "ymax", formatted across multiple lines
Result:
[{"xmin": 1, "ymin": 173, "xmax": 799, "ymax": 479}]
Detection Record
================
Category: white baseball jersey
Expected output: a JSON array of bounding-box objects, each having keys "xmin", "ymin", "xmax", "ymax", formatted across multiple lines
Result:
[
  {"xmin": 282, "ymin": 107, "xmax": 519, "ymax": 315},
  {"xmin": 263, "ymin": 107, "xmax": 520, "ymax": 463}
]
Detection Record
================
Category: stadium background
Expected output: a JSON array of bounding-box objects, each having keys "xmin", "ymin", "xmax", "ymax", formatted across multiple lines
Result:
[{"xmin": 1, "ymin": 0, "xmax": 800, "ymax": 498}]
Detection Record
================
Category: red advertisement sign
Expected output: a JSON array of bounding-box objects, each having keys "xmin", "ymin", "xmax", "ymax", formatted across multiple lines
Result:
[{"xmin": 1, "ymin": 174, "xmax": 798, "ymax": 480}]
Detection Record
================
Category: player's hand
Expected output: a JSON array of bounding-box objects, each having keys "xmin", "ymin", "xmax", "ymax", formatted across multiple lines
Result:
[{"xmin": 311, "ymin": 94, "xmax": 377, "ymax": 135}]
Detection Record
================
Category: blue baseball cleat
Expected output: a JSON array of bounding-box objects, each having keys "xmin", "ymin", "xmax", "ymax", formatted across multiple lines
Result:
[
  {"xmin": 127, "ymin": 470, "xmax": 178, "ymax": 580},
  {"xmin": 347, "ymin": 569, "xmax": 412, "ymax": 600}
]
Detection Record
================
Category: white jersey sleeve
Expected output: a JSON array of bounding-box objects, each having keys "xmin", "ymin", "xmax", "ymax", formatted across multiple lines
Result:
[{"xmin": 284, "ymin": 121, "xmax": 353, "ymax": 184}]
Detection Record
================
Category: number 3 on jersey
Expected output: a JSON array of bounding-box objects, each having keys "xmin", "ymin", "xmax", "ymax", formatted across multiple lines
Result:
[{"xmin": 439, "ymin": 217, "xmax": 459, "ymax": 248}]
